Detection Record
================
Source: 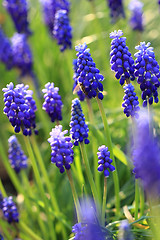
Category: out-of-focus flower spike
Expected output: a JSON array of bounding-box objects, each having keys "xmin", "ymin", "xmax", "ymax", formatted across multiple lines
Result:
[
  {"xmin": 53, "ymin": 9, "xmax": 72, "ymax": 52},
  {"xmin": 134, "ymin": 42, "xmax": 160, "ymax": 107},
  {"xmin": 3, "ymin": 0, "xmax": 32, "ymax": 35},
  {"xmin": 110, "ymin": 30, "xmax": 135, "ymax": 85},
  {"xmin": 0, "ymin": 191, "xmax": 3, "ymax": 209},
  {"xmin": 8, "ymin": 135, "xmax": 28, "ymax": 173},
  {"xmin": 2, "ymin": 196, "xmax": 19, "ymax": 223},
  {"xmin": 70, "ymin": 98, "xmax": 89, "ymax": 146},
  {"xmin": 107, "ymin": 0, "xmax": 125, "ymax": 23},
  {"xmin": 118, "ymin": 220, "xmax": 134, "ymax": 240},
  {"xmin": 128, "ymin": 0, "xmax": 144, "ymax": 32},
  {"xmin": 42, "ymin": 82, "xmax": 63, "ymax": 123},
  {"xmin": 48, "ymin": 125, "xmax": 74, "ymax": 173}
]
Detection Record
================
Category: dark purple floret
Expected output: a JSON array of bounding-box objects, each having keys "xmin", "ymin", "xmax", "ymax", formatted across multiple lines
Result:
[
  {"xmin": 40, "ymin": 0, "xmax": 70, "ymax": 37},
  {"xmin": 122, "ymin": 83, "xmax": 140, "ymax": 118},
  {"xmin": 110, "ymin": 30, "xmax": 135, "ymax": 85},
  {"xmin": 107, "ymin": 0, "xmax": 125, "ymax": 23},
  {"xmin": 2, "ymin": 196, "xmax": 19, "ymax": 223},
  {"xmin": 118, "ymin": 220, "xmax": 134, "ymax": 240},
  {"xmin": 132, "ymin": 111, "xmax": 160, "ymax": 197},
  {"xmin": 70, "ymin": 98, "xmax": 89, "ymax": 146},
  {"xmin": 0, "ymin": 234, "xmax": 4, "ymax": 240},
  {"xmin": 48, "ymin": 125, "xmax": 74, "ymax": 173},
  {"xmin": 75, "ymin": 43, "xmax": 104, "ymax": 100},
  {"xmin": 129, "ymin": 0, "xmax": 144, "ymax": 32},
  {"xmin": 53, "ymin": 9, "xmax": 72, "ymax": 51},
  {"xmin": 42, "ymin": 82, "xmax": 63, "ymax": 122},
  {"xmin": 72, "ymin": 59, "xmax": 86, "ymax": 101},
  {"xmin": 3, "ymin": 0, "xmax": 32, "ymax": 35},
  {"xmin": 0, "ymin": 28, "xmax": 13, "ymax": 69},
  {"xmin": 8, "ymin": 135, "xmax": 28, "ymax": 173},
  {"xmin": 3, "ymin": 82, "xmax": 38, "ymax": 136},
  {"xmin": 0, "ymin": 192, "xmax": 3, "ymax": 209},
  {"xmin": 134, "ymin": 42, "xmax": 160, "ymax": 107},
  {"xmin": 97, "ymin": 145, "xmax": 115, "ymax": 177}
]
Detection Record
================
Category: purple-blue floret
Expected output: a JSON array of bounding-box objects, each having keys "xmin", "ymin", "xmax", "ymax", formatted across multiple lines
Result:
[
  {"xmin": 0, "ymin": 192, "xmax": 3, "ymax": 210},
  {"xmin": 48, "ymin": 125, "xmax": 74, "ymax": 173},
  {"xmin": 42, "ymin": 82, "xmax": 63, "ymax": 123},
  {"xmin": 107, "ymin": 0, "xmax": 125, "ymax": 23},
  {"xmin": 134, "ymin": 42, "xmax": 160, "ymax": 107},
  {"xmin": 3, "ymin": 0, "xmax": 32, "ymax": 35},
  {"xmin": 2, "ymin": 196, "xmax": 19, "ymax": 223},
  {"xmin": 122, "ymin": 83, "xmax": 140, "ymax": 118},
  {"xmin": 110, "ymin": 30, "xmax": 135, "ymax": 85},
  {"xmin": 3, "ymin": 82, "xmax": 38, "ymax": 136},
  {"xmin": 70, "ymin": 98, "xmax": 89, "ymax": 146},
  {"xmin": 97, "ymin": 145, "xmax": 115, "ymax": 177},
  {"xmin": 129, "ymin": 0, "xmax": 144, "ymax": 32},
  {"xmin": 72, "ymin": 223, "xmax": 86, "ymax": 240},
  {"xmin": 8, "ymin": 135, "xmax": 28, "ymax": 173},
  {"xmin": 53, "ymin": 9, "xmax": 72, "ymax": 51},
  {"xmin": 75, "ymin": 43, "xmax": 104, "ymax": 100}
]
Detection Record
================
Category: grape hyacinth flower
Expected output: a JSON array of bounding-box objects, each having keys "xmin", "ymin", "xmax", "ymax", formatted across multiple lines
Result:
[
  {"xmin": 40, "ymin": 0, "xmax": 70, "ymax": 37},
  {"xmin": 53, "ymin": 9, "xmax": 72, "ymax": 51},
  {"xmin": 73, "ymin": 59, "xmax": 85, "ymax": 101},
  {"xmin": 134, "ymin": 42, "xmax": 160, "ymax": 107},
  {"xmin": 128, "ymin": 0, "xmax": 144, "ymax": 32},
  {"xmin": 70, "ymin": 98, "xmax": 89, "ymax": 146},
  {"xmin": 0, "ymin": 234, "xmax": 4, "ymax": 240},
  {"xmin": 3, "ymin": 0, "xmax": 31, "ymax": 35},
  {"xmin": 0, "ymin": 192, "xmax": 3, "ymax": 209},
  {"xmin": 75, "ymin": 43, "xmax": 104, "ymax": 100},
  {"xmin": 3, "ymin": 82, "xmax": 38, "ymax": 136},
  {"xmin": 42, "ymin": 82, "xmax": 63, "ymax": 123},
  {"xmin": 110, "ymin": 30, "xmax": 135, "ymax": 85},
  {"xmin": 48, "ymin": 125, "xmax": 74, "ymax": 173},
  {"xmin": 107, "ymin": 0, "xmax": 125, "ymax": 23},
  {"xmin": 118, "ymin": 220, "xmax": 133, "ymax": 240},
  {"xmin": 97, "ymin": 145, "xmax": 115, "ymax": 177},
  {"xmin": 0, "ymin": 28, "xmax": 13, "ymax": 69},
  {"xmin": 132, "ymin": 111, "xmax": 160, "ymax": 197},
  {"xmin": 2, "ymin": 196, "xmax": 19, "ymax": 223},
  {"xmin": 72, "ymin": 223, "xmax": 86, "ymax": 240},
  {"xmin": 8, "ymin": 135, "xmax": 28, "ymax": 173},
  {"xmin": 122, "ymin": 83, "xmax": 140, "ymax": 118}
]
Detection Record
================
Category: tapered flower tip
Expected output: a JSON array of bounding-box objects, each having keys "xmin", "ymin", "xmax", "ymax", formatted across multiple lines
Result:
[
  {"xmin": 129, "ymin": 0, "xmax": 143, "ymax": 11},
  {"xmin": 8, "ymin": 135, "xmax": 17, "ymax": 144},
  {"xmin": 110, "ymin": 30, "xmax": 123, "ymax": 39},
  {"xmin": 75, "ymin": 42, "xmax": 89, "ymax": 53},
  {"xmin": 42, "ymin": 82, "xmax": 59, "ymax": 94},
  {"xmin": 118, "ymin": 220, "xmax": 133, "ymax": 240},
  {"xmin": 135, "ymin": 41, "xmax": 152, "ymax": 52},
  {"xmin": 48, "ymin": 125, "xmax": 68, "ymax": 143}
]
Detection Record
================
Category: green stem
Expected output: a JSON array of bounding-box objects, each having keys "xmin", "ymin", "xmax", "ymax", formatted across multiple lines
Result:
[
  {"xmin": 135, "ymin": 179, "xmax": 139, "ymax": 220},
  {"xmin": 0, "ymin": 219, "xmax": 13, "ymax": 240},
  {"xmin": 140, "ymin": 186, "xmax": 145, "ymax": 217},
  {"xmin": 19, "ymin": 221, "xmax": 43, "ymax": 240},
  {"xmin": 0, "ymin": 178, "xmax": 7, "ymax": 197},
  {"xmin": 79, "ymin": 142, "xmax": 100, "ymax": 213},
  {"xmin": 102, "ymin": 177, "xmax": 107, "ymax": 226},
  {"xmin": 96, "ymin": 97, "xmax": 120, "ymax": 215},
  {"xmin": 66, "ymin": 169, "xmax": 81, "ymax": 222},
  {"xmin": 24, "ymin": 136, "xmax": 56, "ymax": 240}
]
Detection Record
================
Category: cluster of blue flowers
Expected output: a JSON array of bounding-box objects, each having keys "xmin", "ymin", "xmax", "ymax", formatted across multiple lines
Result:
[
  {"xmin": 75, "ymin": 43, "xmax": 104, "ymax": 100},
  {"xmin": 53, "ymin": 9, "xmax": 72, "ymax": 51},
  {"xmin": 70, "ymin": 98, "xmax": 89, "ymax": 146},
  {"xmin": 110, "ymin": 30, "xmax": 135, "ymax": 85},
  {"xmin": 42, "ymin": 82, "xmax": 63, "ymax": 123},
  {"xmin": 3, "ymin": 0, "xmax": 31, "ymax": 35},
  {"xmin": 8, "ymin": 135, "xmax": 28, "ymax": 173},
  {"xmin": 3, "ymin": 83, "xmax": 37, "ymax": 136},
  {"xmin": 72, "ymin": 223, "xmax": 86, "ymax": 240},
  {"xmin": 97, "ymin": 145, "xmax": 115, "ymax": 177},
  {"xmin": 122, "ymin": 83, "xmax": 140, "ymax": 118},
  {"xmin": 134, "ymin": 42, "xmax": 160, "ymax": 107},
  {"xmin": 48, "ymin": 125, "xmax": 74, "ymax": 173},
  {"xmin": 107, "ymin": 0, "xmax": 125, "ymax": 23},
  {"xmin": 128, "ymin": 0, "xmax": 144, "ymax": 32}
]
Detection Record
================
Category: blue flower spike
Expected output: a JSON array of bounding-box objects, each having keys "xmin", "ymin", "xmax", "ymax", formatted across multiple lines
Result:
[
  {"xmin": 75, "ymin": 43, "xmax": 104, "ymax": 100},
  {"xmin": 8, "ymin": 135, "xmax": 28, "ymax": 173},
  {"xmin": 3, "ymin": 0, "xmax": 32, "ymax": 35},
  {"xmin": 70, "ymin": 98, "xmax": 89, "ymax": 146},
  {"xmin": 3, "ymin": 82, "xmax": 38, "ymax": 136},
  {"xmin": 118, "ymin": 220, "xmax": 134, "ymax": 240},
  {"xmin": 134, "ymin": 42, "xmax": 160, "ymax": 107},
  {"xmin": 48, "ymin": 125, "xmax": 74, "ymax": 173},
  {"xmin": 53, "ymin": 9, "xmax": 72, "ymax": 52},
  {"xmin": 42, "ymin": 82, "xmax": 63, "ymax": 123},
  {"xmin": 107, "ymin": 0, "xmax": 125, "ymax": 23},
  {"xmin": 97, "ymin": 145, "xmax": 115, "ymax": 177},
  {"xmin": 110, "ymin": 30, "xmax": 135, "ymax": 85},
  {"xmin": 129, "ymin": 0, "xmax": 144, "ymax": 32},
  {"xmin": 2, "ymin": 196, "xmax": 19, "ymax": 223},
  {"xmin": 122, "ymin": 83, "xmax": 140, "ymax": 118}
]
